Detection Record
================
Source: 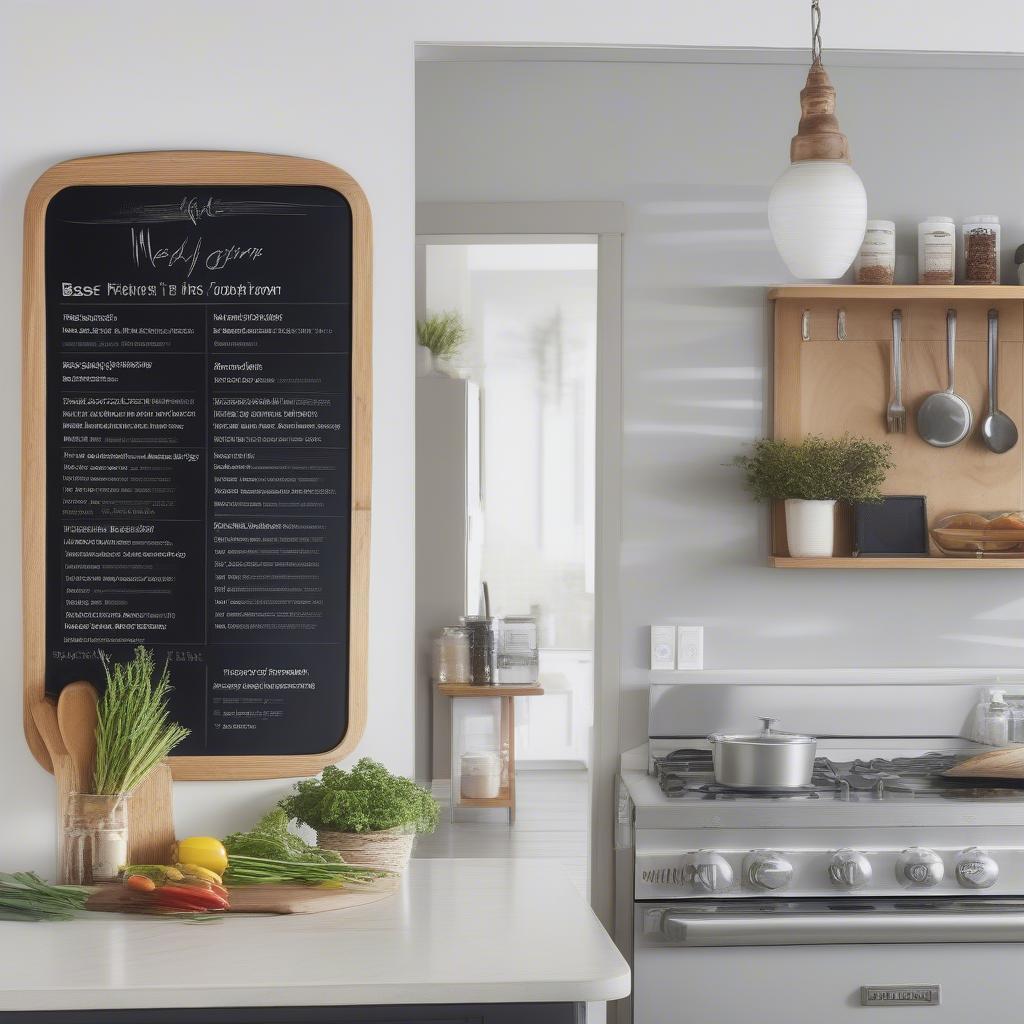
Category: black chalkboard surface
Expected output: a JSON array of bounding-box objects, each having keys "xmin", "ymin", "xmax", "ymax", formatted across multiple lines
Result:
[{"xmin": 42, "ymin": 183, "xmax": 355, "ymax": 758}]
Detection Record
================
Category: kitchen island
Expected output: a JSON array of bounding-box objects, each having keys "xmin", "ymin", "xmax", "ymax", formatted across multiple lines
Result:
[{"xmin": 0, "ymin": 858, "xmax": 629, "ymax": 1022}]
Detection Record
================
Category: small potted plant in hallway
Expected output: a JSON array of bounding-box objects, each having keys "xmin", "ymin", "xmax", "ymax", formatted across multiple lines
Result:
[
  {"xmin": 280, "ymin": 759, "xmax": 440, "ymax": 874},
  {"xmin": 416, "ymin": 310, "xmax": 466, "ymax": 376},
  {"xmin": 734, "ymin": 434, "xmax": 893, "ymax": 557}
]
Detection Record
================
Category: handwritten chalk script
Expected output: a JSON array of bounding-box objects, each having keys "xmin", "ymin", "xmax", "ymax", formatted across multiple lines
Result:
[{"xmin": 130, "ymin": 226, "xmax": 263, "ymax": 276}]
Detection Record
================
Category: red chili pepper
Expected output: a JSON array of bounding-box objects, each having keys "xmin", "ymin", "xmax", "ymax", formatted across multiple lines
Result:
[
  {"xmin": 156, "ymin": 885, "xmax": 229, "ymax": 911},
  {"xmin": 153, "ymin": 892, "xmax": 216, "ymax": 913}
]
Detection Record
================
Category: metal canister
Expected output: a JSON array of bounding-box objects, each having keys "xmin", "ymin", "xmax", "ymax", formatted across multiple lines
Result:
[{"xmin": 462, "ymin": 615, "xmax": 499, "ymax": 686}]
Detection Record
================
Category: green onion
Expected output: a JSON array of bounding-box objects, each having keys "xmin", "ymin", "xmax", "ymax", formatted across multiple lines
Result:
[
  {"xmin": 0, "ymin": 873, "xmax": 92, "ymax": 921},
  {"xmin": 93, "ymin": 646, "xmax": 190, "ymax": 795},
  {"xmin": 223, "ymin": 854, "xmax": 387, "ymax": 888}
]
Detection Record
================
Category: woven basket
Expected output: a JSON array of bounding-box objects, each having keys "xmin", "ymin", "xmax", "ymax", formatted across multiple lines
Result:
[{"xmin": 316, "ymin": 826, "xmax": 416, "ymax": 873}]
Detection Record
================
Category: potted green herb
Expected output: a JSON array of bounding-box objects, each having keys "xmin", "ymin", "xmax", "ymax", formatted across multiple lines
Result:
[
  {"xmin": 416, "ymin": 310, "xmax": 466, "ymax": 376},
  {"xmin": 280, "ymin": 759, "xmax": 440, "ymax": 873},
  {"xmin": 734, "ymin": 434, "xmax": 893, "ymax": 557}
]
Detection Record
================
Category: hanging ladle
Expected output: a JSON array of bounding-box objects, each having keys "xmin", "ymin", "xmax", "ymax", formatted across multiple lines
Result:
[
  {"xmin": 981, "ymin": 308, "xmax": 1019, "ymax": 454},
  {"xmin": 917, "ymin": 309, "xmax": 972, "ymax": 447}
]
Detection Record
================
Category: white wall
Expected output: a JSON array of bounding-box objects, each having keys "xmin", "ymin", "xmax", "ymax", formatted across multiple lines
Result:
[
  {"xmin": 416, "ymin": 55, "xmax": 1024, "ymax": 753},
  {"xmin": 6, "ymin": 0, "xmax": 1024, "ymax": 873}
]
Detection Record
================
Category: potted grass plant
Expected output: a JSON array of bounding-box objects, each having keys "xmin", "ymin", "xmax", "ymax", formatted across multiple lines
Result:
[
  {"xmin": 734, "ymin": 434, "xmax": 894, "ymax": 557},
  {"xmin": 280, "ymin": 759, "xmax": 439, "ymax": 874},
  {"xmin": 416, "ymin": 310, "xmax": 466, "ymax": 376}
]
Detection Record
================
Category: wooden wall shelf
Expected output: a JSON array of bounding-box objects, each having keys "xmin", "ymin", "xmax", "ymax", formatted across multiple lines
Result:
[
  {"xmin": 770, "ymin": 289, "xmax": 1024, "ymax": 569},
  {"xmin": 771, "ymin": 556, "xmax": 1024, "ymax": 570},
  {"xmin": 769, "ymin": 285, "xmax": 1024, "ymax": 301}
]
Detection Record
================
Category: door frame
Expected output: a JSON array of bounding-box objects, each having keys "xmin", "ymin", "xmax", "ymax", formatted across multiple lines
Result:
[{"xmin": 416, "ymin": 201, "xmax": 624, "ymax": 928}]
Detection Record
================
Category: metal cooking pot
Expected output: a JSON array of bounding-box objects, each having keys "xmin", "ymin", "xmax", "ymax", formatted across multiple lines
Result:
[{"xmin": 708, "ymin": 716, "xmax": 817, "ymax": 790}]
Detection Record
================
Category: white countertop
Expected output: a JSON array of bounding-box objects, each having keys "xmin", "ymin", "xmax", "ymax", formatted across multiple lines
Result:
[{"xmin": 0, "ymin": 858, "xmax": 630, "ymax": 1011}]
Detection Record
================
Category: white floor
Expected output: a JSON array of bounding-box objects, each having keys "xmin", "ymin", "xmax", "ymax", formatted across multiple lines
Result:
[{"xmin": 414, "ymin": 769, "xmax": 590, "ymax": 895}]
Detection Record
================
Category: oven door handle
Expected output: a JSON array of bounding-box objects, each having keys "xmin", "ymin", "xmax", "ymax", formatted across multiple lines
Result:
[{"xmin": 653, "ymin": 909, "xmax": 1024, "ymax": 947}]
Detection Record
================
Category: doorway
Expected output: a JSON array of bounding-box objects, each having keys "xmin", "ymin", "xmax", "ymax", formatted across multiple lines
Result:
[{"xmin": 414, "ymin": 207, "xmax": 622, "ymax": 902}]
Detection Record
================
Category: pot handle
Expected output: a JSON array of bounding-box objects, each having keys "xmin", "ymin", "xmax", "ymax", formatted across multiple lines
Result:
[{"xmin": 758, "ymin": 717, "xmax": 778, "ymax": 735}]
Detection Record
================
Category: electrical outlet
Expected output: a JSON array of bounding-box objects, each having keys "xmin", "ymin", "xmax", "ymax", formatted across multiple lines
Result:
[{"xmin": 676, "ymin": 626, "xmax": 703, "ymax": 670}]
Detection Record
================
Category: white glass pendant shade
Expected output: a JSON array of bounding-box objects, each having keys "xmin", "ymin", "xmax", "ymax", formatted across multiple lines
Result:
[{"xmin": 769, "ymin": 159, "xmax": 867, "ymax": 280}]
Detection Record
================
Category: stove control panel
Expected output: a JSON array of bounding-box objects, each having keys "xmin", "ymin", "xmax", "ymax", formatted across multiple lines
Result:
[
  {"xmin": 742, "ymin": 850, "xmax": 792, "ymax": 891},
  {"xmin": 896, "ymin": 847, "xmax": 944, "ymax": 888},
  {"xmin": 828, "ymin": 848, "xmax": 872, "ymax": 890},
  {"xmin": 636, "ymin": 844, "xmax": 1013, "ymax": 899}
]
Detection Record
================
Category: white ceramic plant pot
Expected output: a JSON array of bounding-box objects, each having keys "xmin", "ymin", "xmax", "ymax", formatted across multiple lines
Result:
[
  {"xmin": 785, "ymin": 499, "xmax": 837, "ymax": 557},
  {"xmin": 416, "ymin": 345, "xmax": 435, "ymax": 377}
]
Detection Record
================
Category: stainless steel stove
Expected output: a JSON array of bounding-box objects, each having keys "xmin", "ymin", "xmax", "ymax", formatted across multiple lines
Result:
[{"xmin": 618, "ymin": 676, "xmax": 1024, "ymax": 1023}]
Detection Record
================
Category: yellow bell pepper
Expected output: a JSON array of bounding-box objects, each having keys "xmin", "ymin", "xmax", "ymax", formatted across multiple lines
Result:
[{"xmin": 174, "ymin": 837, "xmax": 228, "ymax": 876}]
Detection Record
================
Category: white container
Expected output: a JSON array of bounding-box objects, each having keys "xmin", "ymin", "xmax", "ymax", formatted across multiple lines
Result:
[
  {"xmin": 460, "ymin": 751, "xmax": 501, "ymax": 799},
  {"xmin": 962, "ymin": 215, "xmax": 1000, "ymax": 285},
  {"xmin": 917, "ymin": 216, "xmax": 956, "ymax": 285},
  {"xmin": 854, "ymin": 220, "xmax": 895, "ymax": 285},
  {"xmin": 785, "ymin": 498, "xmax": 837, "ymax": 558}
]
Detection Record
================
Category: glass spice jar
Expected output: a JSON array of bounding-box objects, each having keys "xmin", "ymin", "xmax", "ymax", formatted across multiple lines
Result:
[
  {"xmin": 854, "ymin": 220, "xmax": 895, "ymax": 285},
  {"xmin": 962, "ymin": 215, "xmax": 1000, "ymax": 285},
  {"xmin": 918, "ymin": 216, "xmax": 956, "ymax": 285}
]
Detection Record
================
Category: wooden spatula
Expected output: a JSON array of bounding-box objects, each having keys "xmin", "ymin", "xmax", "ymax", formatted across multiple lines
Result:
[{"xmin": 57, "ymin": 682, "xmax": 99, "ymax": 794}]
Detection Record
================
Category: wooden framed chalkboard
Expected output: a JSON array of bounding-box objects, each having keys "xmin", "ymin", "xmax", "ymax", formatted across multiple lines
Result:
[{"xmin": 23, "ymin": 152, "xmax": 371, "ymax": 780}]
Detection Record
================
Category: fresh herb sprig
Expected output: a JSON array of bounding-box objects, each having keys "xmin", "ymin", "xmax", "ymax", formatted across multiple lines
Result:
[{"xmin": 93, "ymin": 646, "xmax": 190, "ymax": 795}]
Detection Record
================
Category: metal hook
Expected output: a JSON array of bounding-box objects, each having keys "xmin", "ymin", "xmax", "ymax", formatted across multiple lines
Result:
[{"xmin": 801, "ymin": 309, "xmax": 811, "ymax": 342}]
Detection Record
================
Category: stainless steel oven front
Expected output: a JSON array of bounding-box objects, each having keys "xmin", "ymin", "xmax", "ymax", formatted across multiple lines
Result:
[{"xmin": 634, "ymin": 898, "xmax": 1024, "ymax": 1022}]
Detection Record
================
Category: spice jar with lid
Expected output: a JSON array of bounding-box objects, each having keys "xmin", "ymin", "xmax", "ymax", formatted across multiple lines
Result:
[
  {"xmin": 918, "ymin": 216, "xmax": 955, "ymax": 285},
  {"xmin": 962, "ymin": 215, "xmax": 1000, "ymax": 285},
  {"xmin": 854, "ymin": 220, "xmax": 895, "ymax": 285}
]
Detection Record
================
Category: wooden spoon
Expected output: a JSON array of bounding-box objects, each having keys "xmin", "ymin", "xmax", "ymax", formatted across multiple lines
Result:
[{"xmin": 57, "ymin": 682, "xmax": 99, "ymax": 794}]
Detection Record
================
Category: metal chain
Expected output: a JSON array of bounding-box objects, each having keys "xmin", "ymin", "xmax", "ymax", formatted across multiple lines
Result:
[{"xmin": 811, "ymin": 0, "xmax": 822, "ymax": 64}]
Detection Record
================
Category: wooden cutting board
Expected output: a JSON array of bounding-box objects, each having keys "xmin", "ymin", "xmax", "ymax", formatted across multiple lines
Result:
[
  {"xmin": 944, "ymin": 746, "xmax": 1024, "ymax": 779},
  {"xmin": 87, "ymin": 876, "xmax": 399, "ymax": 915}
]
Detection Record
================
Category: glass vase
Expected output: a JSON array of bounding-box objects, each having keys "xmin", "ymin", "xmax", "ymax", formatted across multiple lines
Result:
[{"xmin": 61, "ymin": 793, "xmax": 129, "ymax": 884}]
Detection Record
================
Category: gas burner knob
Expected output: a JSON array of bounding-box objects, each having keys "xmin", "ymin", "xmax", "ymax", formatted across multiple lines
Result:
[
  {"xmin": 828, "ymin": 849, "xmax": 872, "ymax": 890},
  {"xmin": 896, "ymin": 847, "xmax": 944, "ymax": 888},
  {"xmin": 742, "ymin": 850, "xmax": 793, "ymax": 891},
  {"xmin": 688, "ymin": 851, "xmax": 733, "ymax": 893},
  {"xmin": 955, "ymin": 848, "xmax": 999, "ymax": 890}
]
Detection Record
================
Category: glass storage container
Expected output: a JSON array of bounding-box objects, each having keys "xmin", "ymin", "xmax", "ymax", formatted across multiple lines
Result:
[
  {"xmin": 433, "ymin": 626, "xmax": 472, "ymax": 686},
  {"xmin": 917, "ymin": 216, "xmax": 955, "ymax": 285},
  {"xmin": 61, "ymin": 793, "xmax": 128, "ymax": 884},
  {"xmin": 854, "ymin": 220, "xmax": 895, "ymax": 285},
  {"xmin": 962, "ymin": 215, "xmax": 1000, "ymax": 285}
]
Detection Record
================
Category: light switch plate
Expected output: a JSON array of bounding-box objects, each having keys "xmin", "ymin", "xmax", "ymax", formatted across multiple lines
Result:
[
  {"xmin": 650, "ymin": 625, "xmax": 676, "ymax": 670},
  {"xmin": 676, "ymin": 626, "xmax": 703, "ymax": 670}
]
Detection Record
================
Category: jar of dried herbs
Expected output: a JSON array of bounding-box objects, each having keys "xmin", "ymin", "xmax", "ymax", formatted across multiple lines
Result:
[
  {"xmin": 962, "ymin": 215, "xmax": 1000, "ymax": 285},
  {"xmin": 854, "ymin": 220, "xmax": 895, "ymax": 285}
]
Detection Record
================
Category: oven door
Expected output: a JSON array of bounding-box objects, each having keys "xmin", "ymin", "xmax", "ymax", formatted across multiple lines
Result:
[{"xmin": 635, "ymin": 899, "xmax": 1024, "ymax": 1023}]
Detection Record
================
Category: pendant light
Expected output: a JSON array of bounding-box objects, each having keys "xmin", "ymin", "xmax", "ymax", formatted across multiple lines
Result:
[{"xmin": 768, "ymin": 1, "xmax": 867, "ymax": 280}]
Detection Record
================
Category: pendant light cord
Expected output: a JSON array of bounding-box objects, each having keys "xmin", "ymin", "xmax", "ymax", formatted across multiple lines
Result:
[{"xmin": 811, "ymin": 0, "xmax": 823, "ymax": 65}]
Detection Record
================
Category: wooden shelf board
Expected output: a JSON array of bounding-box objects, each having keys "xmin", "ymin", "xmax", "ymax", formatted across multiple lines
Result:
[
  {"xmin": 438, "ymin": 685, "xmax": 545, "ymax": 697},
  {"xmin": 768, "ymin": 285, "xmax": 1024, "ymax": 301},
  {"xmin": 456, "ymin": 791, "xmax": 513, "ymax": 809},
  {"xmin": 771, "ymin": 556, "xmax": 1024, "ymax": 570}
]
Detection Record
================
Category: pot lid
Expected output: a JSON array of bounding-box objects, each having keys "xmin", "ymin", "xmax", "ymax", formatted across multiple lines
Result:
[{"xmin": 709, "ymin": 716, "xmax": 816, "ymax": 746}]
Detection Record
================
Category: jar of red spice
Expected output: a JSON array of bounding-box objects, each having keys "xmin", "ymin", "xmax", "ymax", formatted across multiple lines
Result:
[{"xmin": 962, "ymin": 215, "xmax": 1001, "ymax": 285}]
